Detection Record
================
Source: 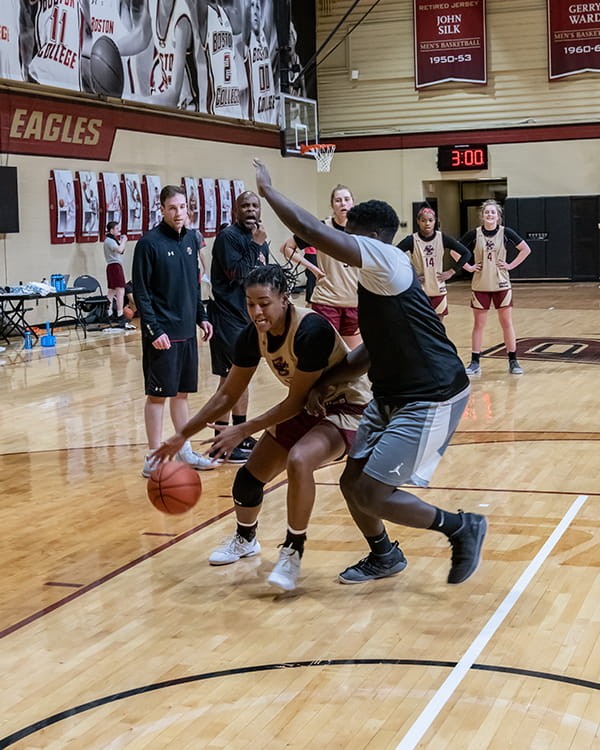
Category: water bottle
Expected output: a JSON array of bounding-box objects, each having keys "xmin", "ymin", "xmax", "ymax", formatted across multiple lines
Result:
[{"xmin": 24, "ymin": 331, "xmax": 33, "ymax": 350}]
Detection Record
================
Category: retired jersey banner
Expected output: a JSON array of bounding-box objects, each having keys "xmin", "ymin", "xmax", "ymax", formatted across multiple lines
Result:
[
  {"xmin": 547, "ymin": 0, "xmax": 600, "ymax": 79},
  {"xmin": 413, "ymin": 1, "xmax": 487, "ymax": 88}
]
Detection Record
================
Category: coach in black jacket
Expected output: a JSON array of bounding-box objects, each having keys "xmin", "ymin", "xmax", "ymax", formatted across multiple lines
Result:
[{"xmin": 133, "ymin": 185, "xmax": 217, "ymax": 478}]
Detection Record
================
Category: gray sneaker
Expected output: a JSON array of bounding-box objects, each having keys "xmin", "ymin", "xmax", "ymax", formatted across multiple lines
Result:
[
  {"xmin": 209, "ymin": 533, "xmax": 261, "ymax": 565},
  {"xmin": 267, "ymin": 546, "xmax": 301, "ymax": 591},
  {"xmin": 465, "ymin": 361, "xmax": 481, "ymax": 376},
  {"xmin": 509, "ymin": 360, "xmax": 524, "ymax": 375},
  {"xmin": 338, "ymin": 542, "xmax": 407, "ymax": 584}
]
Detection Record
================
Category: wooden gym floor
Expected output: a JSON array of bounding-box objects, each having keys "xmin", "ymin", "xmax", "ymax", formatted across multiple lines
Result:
[{"xmin": 0, "ymin": 281, "xmax": 598, "ymax": 749}]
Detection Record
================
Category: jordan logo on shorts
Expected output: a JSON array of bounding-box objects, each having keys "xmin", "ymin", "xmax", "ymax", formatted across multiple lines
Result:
[{"xmin": 389, "ymin": 464, "xmax": 404, "ymax": 476}]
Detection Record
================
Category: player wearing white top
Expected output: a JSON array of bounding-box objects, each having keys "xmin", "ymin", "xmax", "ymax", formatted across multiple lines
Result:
[
  {"xmin": 82, "ymin": 0, "xmax": 150, "ymax": 98},
  {"xmin": 199, "ymin": 0, "xmax": 244, "ymax": 119},
  {"xmin": 244, "ymin": 0, "xmax": 278, "ymax": 124},
  {"xmin": 146, "ymin": 0, "xmax": 197, "ymax": 109},
  {"xmin": 0, "ymin": 0, "xmax": 24, "ymax": 81},
  {"xmin": 25, "ymin": 0, "xmax": 84, "ymax": 90}
]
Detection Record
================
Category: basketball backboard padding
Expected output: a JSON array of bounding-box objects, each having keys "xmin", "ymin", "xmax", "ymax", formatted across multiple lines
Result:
[{"xmin": 280, "ymin": 94, "xmax": 319, "ymax": 157}]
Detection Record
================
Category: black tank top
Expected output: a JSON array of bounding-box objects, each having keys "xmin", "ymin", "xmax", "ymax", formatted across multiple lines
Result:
[{"xmin": 358, "ymin": 273, "xmax": 469, "ymax": 404}]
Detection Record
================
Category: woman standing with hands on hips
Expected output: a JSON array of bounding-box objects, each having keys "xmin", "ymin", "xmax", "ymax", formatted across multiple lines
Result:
[{"xmin": 460, "ymin": 200, "xmax": 531, "ymax": 376}]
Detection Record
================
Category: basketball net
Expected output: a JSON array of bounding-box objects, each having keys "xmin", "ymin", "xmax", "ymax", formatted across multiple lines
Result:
[{"xmin": 300, "ymin": 143, "xmax": 336, "ymax": 173}]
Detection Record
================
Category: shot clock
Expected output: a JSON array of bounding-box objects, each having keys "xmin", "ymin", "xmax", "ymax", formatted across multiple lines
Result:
[{"xmin": 437, "ymin": 144, "xmax": 488, "ymax": 171}]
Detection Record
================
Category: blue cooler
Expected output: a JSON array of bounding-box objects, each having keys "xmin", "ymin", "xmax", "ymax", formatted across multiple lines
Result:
[{"xmin": 51, "ymin": 274, "xmax": 67, "ymax": 292}]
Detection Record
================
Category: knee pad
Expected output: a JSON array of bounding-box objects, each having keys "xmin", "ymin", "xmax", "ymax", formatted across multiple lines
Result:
[{"xmin": 232, "ymin": 466, "xmax": 265, "ymax": 508}]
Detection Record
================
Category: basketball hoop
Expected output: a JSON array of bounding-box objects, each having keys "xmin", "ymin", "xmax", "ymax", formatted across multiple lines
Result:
[{"xmin": 300, "ymin": 143, "xmax": 336, "ymax": 173}]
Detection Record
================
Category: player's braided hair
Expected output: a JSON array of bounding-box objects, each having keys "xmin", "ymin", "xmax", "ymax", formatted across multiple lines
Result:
[{"xmin": 244, "ymin": 263, "xmax": 298, "ymax": 296}]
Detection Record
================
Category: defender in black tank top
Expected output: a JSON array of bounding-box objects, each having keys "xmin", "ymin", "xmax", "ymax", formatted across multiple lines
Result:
[{"xmin": 254, "ymin": 158, "xmax": 487, "ymax": 588}]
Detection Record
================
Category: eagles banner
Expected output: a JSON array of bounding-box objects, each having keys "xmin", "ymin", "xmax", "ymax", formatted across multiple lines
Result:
[
  {"xmin": 547, "ymin": 0, "xmax": 600, "ymax": 79},
  {"xmin": 413, "ymin": 0, "xmax": 487, "ymax": 88}
]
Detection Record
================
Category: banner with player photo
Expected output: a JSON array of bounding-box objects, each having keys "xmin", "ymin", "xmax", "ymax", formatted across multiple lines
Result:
[
  {"xmin": 0, "ymin": 2, "xmax": 316, "ymax": 126},
  {"xmin": 217, "ymin": 179, "xmax": 234, "ymax": 229},
  {"xmin": 143, "ymin": 175, "xmax": 162, "ymax": 231},
  {"xmin": 49, "ymin": 170, "xmax": 76, "ymax": 244},
  {"xmin": 199, "ymin": 178, "xmax": 218, "ymax": 238},
  {"xmin": 183, "ymin": 178, "xmax": 201, "ymax": 231},
  {"xmin": 547, "ymin": 0, "xmax": 600, "ymax": 79},
  {"xmin": 413, "ymin": 0, "xmax": 487, "ymax": 88},
  {"xmin": 99, "ymin": 172, "xmax": 123, "ymax": 233},
  {"xmin": 76, "ymin": 171, "xmax": 100, "ymax": 243},
  {"xmin": 123, "ymin": 174, "xmax": 143, "ymax": 240}
]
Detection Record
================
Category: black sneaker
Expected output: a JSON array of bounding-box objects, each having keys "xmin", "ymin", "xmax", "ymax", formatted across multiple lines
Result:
[
  {"xmin": 226, "ymin": 436, "xmax": 256, "ymax": 463},
  {"xmin": 447, "ymin": 512, "xmax": 487, "ymax": 584},
  {"xmin": 226, "ymin": 445, "xmax": 250, "ymax": 463},
  {"xmin": 240, "ymin": 436, "xmax": 257, "ymax": 452},
  {"xmin": 338, "ymin": 541, "xmax": 407, "ymax": 584}
]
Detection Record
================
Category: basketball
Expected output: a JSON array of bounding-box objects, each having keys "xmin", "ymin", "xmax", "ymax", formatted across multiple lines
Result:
[
  {"xmin": 123, "ymin": 306, "xmax": 134, "ymax": 320},
  {"xmin": 90, "ymin": 36, "xmax": 124, "ymax": 97},
  {"xmin": 147, "ymin": 461, "xmax": 202, "ymax": 515}
]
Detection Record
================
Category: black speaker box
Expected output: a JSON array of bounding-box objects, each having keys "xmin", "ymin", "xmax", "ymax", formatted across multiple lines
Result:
[{"xmin": 0, "ymin": 166, "xmax": 20, "ymax": 233}]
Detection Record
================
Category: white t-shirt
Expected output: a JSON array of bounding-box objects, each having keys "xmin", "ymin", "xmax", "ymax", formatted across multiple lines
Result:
[{"xmin": 353, "ymin": 235, "xmax": 414, "ymax": 296}]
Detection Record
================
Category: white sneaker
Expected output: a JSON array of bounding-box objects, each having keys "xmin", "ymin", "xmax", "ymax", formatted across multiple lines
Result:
[
  {"xmin": 141, "ymin": 454, "xmax": 158, "ymax": 478},
  {"xmin": 267, "ymin": 546, "xmax": 301, "ymax": 591},
  {"xmin": 465, "ymin": 361, "xmax": 481, "ymax": 376},
  {"xmin": 209, "ymin": 533, "xmax": 261, "ymax": 565},
  {"xmin": 177, "ymin": 441, "xmax": 219, "ymax": 471}
]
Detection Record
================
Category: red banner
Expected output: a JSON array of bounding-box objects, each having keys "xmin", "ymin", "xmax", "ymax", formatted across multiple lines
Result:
[
  {"xmin": 0, "ymin": 93, "xmax": 116, "ymax": 159},
  {"xmin": 547, "ymin": 0, "xmax": 600, "ymax": 79},
  {"xmin": 413, "ymin": 1, "xmax": 487, "ymax": 88}
]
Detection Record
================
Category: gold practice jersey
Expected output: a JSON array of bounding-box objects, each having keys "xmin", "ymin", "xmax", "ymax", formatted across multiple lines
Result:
[
  {"xmin": 411, "ymin": 230, "xmax": 447, "ymax": 297},
  {"xmin": 472, "ymin": 226, "xmax": 511, "ymax": 292},
  {"xmin": 256, "ymin": 306, "xmax": 371, "ymax": 436},
  {"xmin": 311, "ymin": 217, "xmax": 361, "ymax": 308}
]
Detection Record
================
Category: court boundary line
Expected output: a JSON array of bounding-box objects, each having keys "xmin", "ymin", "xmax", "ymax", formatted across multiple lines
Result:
[
  {"xmin": 394, "ymin": 493, "xmax": 590, "ymax": 750},
  {"xmin": 1, "ymin": 657, "xmax": 597, "ymax": 748}
]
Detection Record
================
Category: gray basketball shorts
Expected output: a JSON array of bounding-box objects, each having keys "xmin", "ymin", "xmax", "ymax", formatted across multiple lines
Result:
[{"xmin": 349, "ymin": 386, "xmax": 470, "ymax": 488}]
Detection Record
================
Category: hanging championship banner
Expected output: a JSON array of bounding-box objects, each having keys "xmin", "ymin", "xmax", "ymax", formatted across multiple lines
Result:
[
  {"xmin": 547, "ymin": 0, "xmax": 600, "ymax": 79},
  {"xmin": 413, "ymin": 1, "xmax": 487, "ymax": 88}
]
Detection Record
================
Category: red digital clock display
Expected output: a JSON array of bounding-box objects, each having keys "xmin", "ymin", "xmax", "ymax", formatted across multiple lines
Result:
[{"xmin": 437, "ymin": 145, "xmax": 488, "ymax": 171}]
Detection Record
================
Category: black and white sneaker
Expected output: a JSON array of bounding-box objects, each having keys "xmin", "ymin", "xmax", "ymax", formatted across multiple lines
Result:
[
  {"xmin": 226, "ymin": 436, "xmax": 257, "ymax": 463},
  {"xmin": 447, "ymin": 512, "xmax": 487, "ymax": 584},
  {"xmin": 465, "ymin": 361, "xmax": 481, "ymax": 376},
  {"xmin": 338, "ymin": 541, "xmax": 407, "ymax": 584}
]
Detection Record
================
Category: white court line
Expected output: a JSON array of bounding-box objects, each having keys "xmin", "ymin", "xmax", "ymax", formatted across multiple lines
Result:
[{"xmin": 395, "ymin": 494, "xmax": 589, "ymax": 750}]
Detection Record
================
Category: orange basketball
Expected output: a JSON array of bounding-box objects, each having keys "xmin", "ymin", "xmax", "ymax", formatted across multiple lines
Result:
[
  {"xmin": 123, "ymin": 306, "xmax": 134, "ymax": 320},
  {"xmin": 147, "ymin": 461, "xmax": 202, "ymax": 515}
]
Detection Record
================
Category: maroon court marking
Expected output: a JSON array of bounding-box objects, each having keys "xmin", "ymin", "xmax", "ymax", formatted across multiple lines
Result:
[
  {"xmin": 0, "ymin": 463, "xmax": 336, "ymax": 640},
  {"xmin": 44, "ymin": 582, "xmax": 84, "ymax": 589}
]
